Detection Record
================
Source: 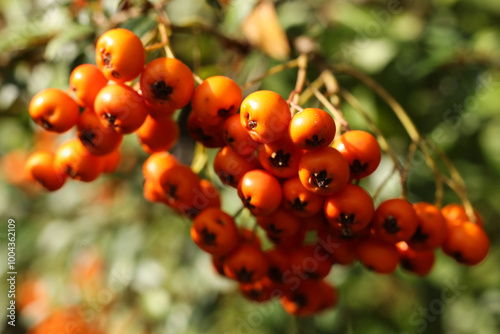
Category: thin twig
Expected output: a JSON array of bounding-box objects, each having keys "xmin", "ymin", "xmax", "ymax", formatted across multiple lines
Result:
[
  {"xmin": 241, "ymin": 57, "xmax": 303, "ymax": 90},
  {"xmin": 309, "ymin": 84, "xmax": 350, "ymax": 132}
]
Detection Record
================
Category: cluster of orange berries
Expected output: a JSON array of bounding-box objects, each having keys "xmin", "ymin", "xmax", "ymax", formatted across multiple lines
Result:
[
  {"xmin": 23, "ymin": 28, "xmax": 490, "ymax": 317},
  {"xmin": 184, "ymin": 88, "xmax": 490, "ymax": 315}
]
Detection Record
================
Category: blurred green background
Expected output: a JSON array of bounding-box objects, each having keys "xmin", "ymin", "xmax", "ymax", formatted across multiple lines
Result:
[{"xmin": 1, "ymin": 0, "xmax": 499, "ymax": 333}]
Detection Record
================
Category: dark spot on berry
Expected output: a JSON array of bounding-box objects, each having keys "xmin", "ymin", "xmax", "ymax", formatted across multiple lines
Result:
[
  {"xmin": 40, "ymin": 118, "xmax": 53, "ymax": 130},
  {"xmin": 216, "ymin": 219, "xmax": 225, "ymax": 226},
  {"xmin": 166, "ymin": 184, "xmax": 177, "ymax": 200},
  {"xmin": 350, "ymin": 159, "xmax": 369, "ymax": 176},
  {"xmin": 217, "ymin": 105, "xmax": 234, "ymax": 118},
  {"xmin": 200, "ymin": 227, "xmax": 217, "ymax": 245},
  {"xmin": 310, "ymin": 170, "xmax": 332, "ymax": 188},
  {"xmin": 304, "ymin": 269, "xmax": 320, "ymax": 279},
  {"xmin": 101, "ymin": 50, "xmax": 112, "ymax": 67},
  {"xmin": 104, "ymin": 113, "xmax": 117, "ymax": 126},
  {"xmin": 401, "ymin": 258, "xmax": 414, "ymax": 271},
  {"xmin": 243, "ymin": 196, "xmax": 256, "ymax": 210},
  {"xmin": 151, "ymin": 80, "xmax": 173, "ymax": 101},
  {"xmin": 65, "ymin": 165, "xmax": 76, "ymax": 178},
  {"xmin": 248, "ymin": 120, "xmax": 257, "ymax": 130},
  {"xmin": 268, "ymin": 266, "xmax": 283, "ymax": 283},
  {"xmin": 111, "ymin": 70, "xmax": 121, "ymax": 79},
  {"xmin": 291, "ymin": 293, "xmax": 308, "ymax": 309},
  {"xmin": 383, "ymin": 215, "xmax": 401, "ymax": 234},
  {"xmin": 290, "ymin": 198, "xmax": 308, "ymax": 212},
  {"xmin": 411, "ymin": 226, "xmax": 429, "ymax": 243},
  {"xmin": 267, "ymin": 223, "xmax": 282, "ymax": 235},
  {"xmin": 452, "ymin": 251, "xmax": 466, "ymax": 263},
  {"xmin": 217, "ymin": 171, "xmax": 235, "ymax": 185},
  {"xmin": 269, "ymin": 150, "xmax": 290, "ymax": 168},
  {"xmin": 224, "ymin": 130, "xmax": 234, "ymax": 144},
  {"xmin": 194, "ymin": 127, "xmax": 213, "ymax": 143},
  {"xmin": 236, "ymin": 267, "xmax": 254, "ymax": 282},
  {"xmin": 79, "ymin": 129, "xmax": 96, "ymax": 147},
  {"xmin": 247, "ymin": 288, "xmax": 262, "ymax": 300},
  {"xmin": 305, "ymin": 134, "xmax": 325, "ymax": 148}
]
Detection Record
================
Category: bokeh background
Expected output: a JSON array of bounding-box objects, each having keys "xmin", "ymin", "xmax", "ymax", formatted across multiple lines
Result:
[{"xmin": 1, "ymin": 0, "xmax": 500, "ymax": 333}]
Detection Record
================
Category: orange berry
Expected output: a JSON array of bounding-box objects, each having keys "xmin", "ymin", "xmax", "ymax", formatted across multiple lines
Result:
[
  {"xmin": 371, "ymin": 198, "xmax": 419, "ymax": 243},
  {"xmin": 53, "ymin": 139, "xmax": 102, "ymax": 182},
  {"xmin": 289, "ymin": 108, "xmax": 336, "ymax": 150},
  {"xmin": 136, "ymin": 115, "xmax": 179, "ymax": 153},
  {"xmin": 442, "ymin": 221, "xmax": 489, "ymax": 266},
  {"xmin": 238, "ymin": 170, "xmax": 282, "ymax": 216},
  {"xmin": 29, "ymin": 88, "xmax": 79, "ymax": 133},
  {"xmin": 77, "ymin": 108, "xmax": 123, "ymax": 156},
  {"xmin": 69, "ymin": 64, "xmax": 108, "ymax": 108},
  {"xmin": 25, "ymin": 151, "xmax": 67, "ymax": 191}
]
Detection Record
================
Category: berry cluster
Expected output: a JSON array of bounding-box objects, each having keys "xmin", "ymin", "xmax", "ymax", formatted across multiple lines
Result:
[{"xmin": 23, "ymin": 28, "xmax": 490, "ymax": 318}]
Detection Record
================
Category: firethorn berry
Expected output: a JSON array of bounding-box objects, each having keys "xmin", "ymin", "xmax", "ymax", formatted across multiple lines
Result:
[
  {"xmin": 101, "ymin": 149, "xmax": 121, "ymax": 174},
  {"xmin": 441, "ymin": 203, "xmax": 484, "ymax": 228},
  {"xmin": 140, "ymin": 57, "xmax": 195, "ymax": 116},
  {"xmin": 256, "ymin": 208, "xmax": 301, "ymax": 238},
  {"xmin": 265, "ymin": 248, "xmax": 291, "ymax": 286},
  {"xmin": 136, "ymin": 115, "xmax": 179, "ymax": 153},
  {"xmin": 223, "ymin": 114, "xmax": 258, "ymax": 156},
  {"xmin": 53, "ymin": 139, "xmax": 103, "ymax": 182},
  {"xmin": 142, "ymin": 152, "xmax": 179, "ymax": 183},
  {"xmin": 238, "ymin": 228, "xmax": 262, "ymax": 248},
  {"xmin": 356, "ymin": 237, "xmax": 400, "ymax": 274},
  {"xmin": 95, "ymin": 28, "xmax": 145, "ymax": 83},
  {"xmin": 257, "ymin": 133, "xmax": 304, "ymax": 179},
  {"xmin": 302, "ymin": 212, "xmax": 328, "ymax": 231},
  {"xmin": 191, "ymin": 76, "xmax": 242, "ymax": 126},
  {"xmin": 298, "ymin": 147, "xmax": 350, "ymax": 196},
  {"xmin": 199, "ymin": 179, "xmax": 221, "ymax": 210},
  {"xmin": 316, "ymin": 281, "xmax": 338, "ymax": 312},
  {"xmin": 442, "ymin": 221, "xmax": 490, "ymax": 266},
  {"xmin": 407, "ymin": 202, "xmax": 447, "ymax": 251},
  {"xmin": 324, "ymin": 184, "xmax": 375, "ymax": 237},
  {"xmin": 25, "ymin": 151, "xmax": 67, "ymax": 191},
  {"xmin": 69, "ymin": 64, "xmax": 108, "ymax": 108},
  {"xmin": 332, "ymin": 130, "xmax": 381, "ymax": 180},
  {"xmin": 239, "ymin": 277, "xmax": 275, "ymax": 303},
  {"xmin": 267, "ymin": 226, "xmax": 306, "ymax": 249},
  {"xmin": 159, "ymin": 164, "xmax": 200, "ymax": 209},
  {"xmin": 397, "ymin": 242, "xmax": 435, "ymax": 276},
  {"xmin": 143, "ymin": 179, "xmax": 168, "ymax": 204},
  {"xmin": 237, "ymin": 170, "xmax": 282, "ymax": 216},
  {"xmin": 282, "ymin": 176, "xmax": 324, "ymax": 217},
  {"xmin": 214, "ymin": 146, "xmax": 261, "ymax": 187},
  {"xmin": 187, "ymin": 112, "xmax": 226, "ymax": 148},
  {"xmin": 289, "ymin": 108, "xmax": 336, "ymax": 150},
  {"xmin": 190, "ymin": 208, "xmax": 239, "ymax": 256},
  {"xmin": 29, "ymin": 88, "xmax": 80, "ymax": 133},
  {"xmin": 291, "ymin": 244, "xmax": 333, "ymax": 280},
  {"xmin": 77, "ymin": 108, "xmax": 123, "ymax": 156},
  {"xmin": 240, "ymin": 90, "xmax": 291, "ymax": 144},
  {"xmin": 371, "ymin": 198, "xmax": 419, "ymax": 243},
  {"xmin": 280, "ymin": 280, "xmax": 323, "ymax": 316},
  {"xmin": 316, "ymin": 227, "xmax": 357, "ymax": 265},
  {"xmin": 223, "ymin": 243, "xmax": 268, "ymax": 283},
  {"xmin": 94, "ymin": 84, "xmax": 148, "ymax": 134}
]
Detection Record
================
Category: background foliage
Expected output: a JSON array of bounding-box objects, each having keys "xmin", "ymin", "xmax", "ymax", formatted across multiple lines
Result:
[{"xmin": 0, "ymin": 0, "xmax": 499, "ymax": 333}]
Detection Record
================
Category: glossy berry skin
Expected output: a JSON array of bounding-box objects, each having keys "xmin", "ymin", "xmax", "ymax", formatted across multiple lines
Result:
[
  {"xmin": 257, "ymin": 133, "xmax": 303, "ymax": 179},
  {"xmin": 69, "ymin": 64, "xmax": 108, "ymax": 108},
  {"xmin": 191, "ymin": 76, "xmax": 242, "ymax": 126},
  {"xmin": 256, "ymin": 208, "xmax": 301, "ymax": 238},
  {"xmin": 187, "ymin": 112, "xmax": 226, "ymax": 148},
  {"xmin": 240, "ymin": 90, "xmax": 291, "ymax": 144},
  {"xmin": 136, "ymin": 116, "xmax": 179, "ymax": 153},
  {"xmin": 223, "ymin": 243, "xmax": 268, "ymax": 283},
  {"xmin": 95, "ymin": 28, "xmax": 145, "ymax": 83},
  {"xmin": 237, "ymin": 170, "xmax": 282, "ymax": 216},
  {"xmin": 25, "ymin": 151, "xmax": 67, "ymax": 191},
  {"xmin": 442, "ymin": 221, "xmax": 489, "ymax": 266},
  {"xmin": 214, "ymin": 146, "xmax": 260, "ymax": 187},
  {"xmin": 142, "ymin": 152, "xmax": 179, "ymax": 184},
  {"xmin": 324, "ymin": 184, "xmax": 375, "ymax": 238},
  {"xmin": 159, "ymin": 164, "xmax": 201, "ymax": 210},
  {"xmin": 356, "ymin": 237, "xmax": 400, "ymax": 274},
  {"xmin": 53, "ymin": 139, "xmax": 102, "ymax": 182},
  {"xmin": 298, "ymin": 147, "xmax": 350, "ymax": 196},
  {"xmin": 332, "ymin": 130, "xmax": 381, "ymax": 180},
  {"xmin": 371, "ymin": 198, "xmax": 419, "ymax": 243},
  {"xmin": 77, "ymin": 108, "xmax": 123, "ymax": 156},
  {"xmin": 441, "ymin": 203, "xmax": 484, "ymax": 228},
  {"xmin": 94, "ymin": 84, "xmax": 148, "ymax": 134},
  {"xmin": 29, "ymin": 88, "xmax": 80, "ymax": 133},
  {"xmin": 191, "ymin": 208, "xmax": 239, "ymax": 256},
  {"xmin": 223, "ymin": 114, "xmax": 258, "ymax": 156},
  {"xmin": 140, "ymin": 57, "xmax": 194, "ymax": 117},
  {"xmin": 397, "ymin": 242, "xmax": 435, "ymax": 276},
  {"xmin": 407, "ymin": 202, "xmax": 447, "ymax": 251},
  {"xmin": 289, "ymin": 108, "xmax": 336, "ymax": 150},
  {"xmin": 282, "ymin": 176, "xmax": 324, "ymax": 217}
]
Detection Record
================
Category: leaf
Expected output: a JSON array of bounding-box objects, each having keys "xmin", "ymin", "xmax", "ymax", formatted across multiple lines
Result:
[{"xmin": 241, "ymin": 0, "xmax": 290, "ymax": 60}]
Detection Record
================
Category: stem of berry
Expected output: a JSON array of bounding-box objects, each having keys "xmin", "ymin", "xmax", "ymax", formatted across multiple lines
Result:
[{"xmin": 308, "ymin": 84, "xmax": 349, "ymax": 132}]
